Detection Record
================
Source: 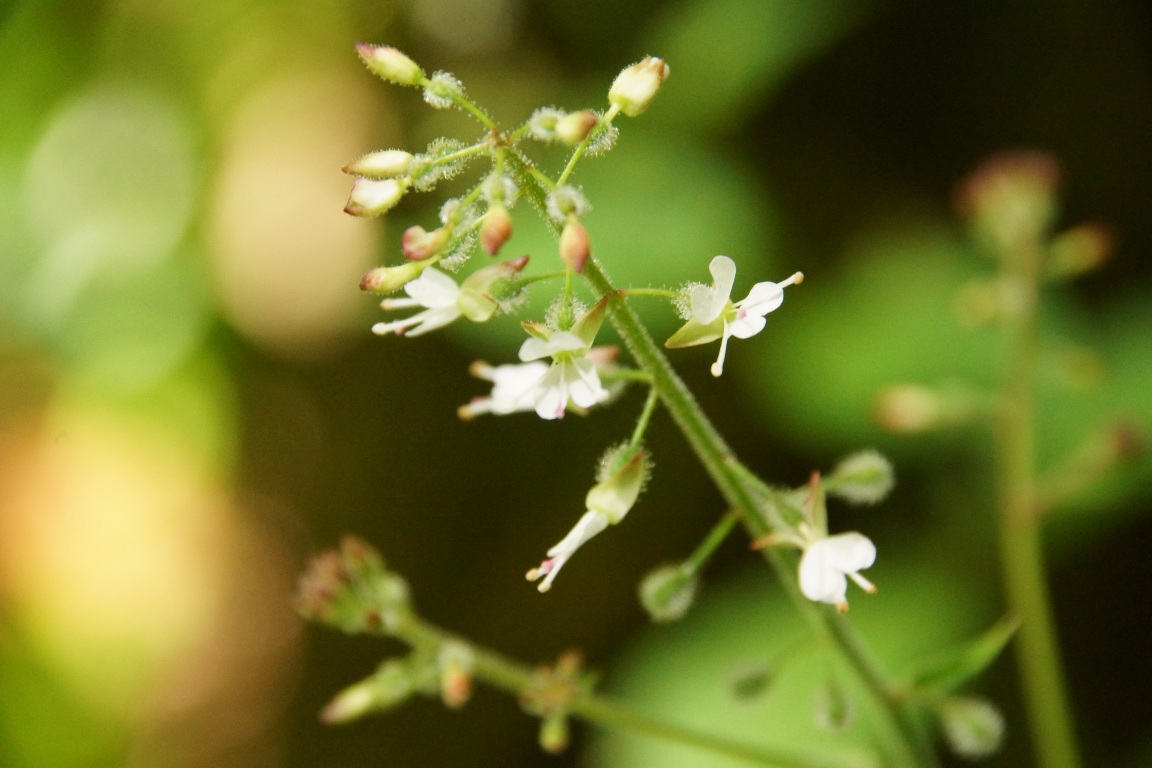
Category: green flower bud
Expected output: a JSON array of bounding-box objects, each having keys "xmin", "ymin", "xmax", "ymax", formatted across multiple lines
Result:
[
  {"xmin": 937, "ymin": 696, "xmax": 1005, "ymax": 759},
  {"xmin": 321, "ymin": 660, "xmax": 414, "ymax": 723},
  {"xmin": 608, "ymin": 56, "xmax": 670, "ymax": 117},
  {"xmin": 638, "ymin": 563, "xmax": 698, "ymax": 622},
  {"xmin": 587, "ymin": 445, "xmax": 650, "ymax": 523},
  {"xmin": 360, "ymin": 261, "xmax": 427, "ymax": 294},
  {"xmin": 355, "ymin": 43, "xmax": 424, "ymax": 86},
  {"xmin": 825, "ymin": 450, "xmax": 895, "ymax": 505},
  {"xmin": 555, "ymin": 110, "xmax": 598, "ymax": 145}
]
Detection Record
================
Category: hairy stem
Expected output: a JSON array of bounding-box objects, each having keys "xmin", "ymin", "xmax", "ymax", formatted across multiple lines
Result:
[{"xmin": 582, "ymin": 259, "xmax": 938, "ymax": 768}]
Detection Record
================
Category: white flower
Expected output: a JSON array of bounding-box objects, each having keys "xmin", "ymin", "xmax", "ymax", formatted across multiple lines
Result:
[
  {"xmin": 372, "ymin": 267, "xmax": 461, "ymax": 337},
  {"xmin": 526, "ymin": 510, "xmax": 609, "ymax": 592},
  {"xmin": 457, "ymin": 361, "xmax": 549, "ymax": 419},
  {"xmin": 665, "ymin": 255, "xmax": 803, "ymax": 377},
  {"xmin": 518, "ymin": 330, "xmax": 610, "ymax": 420},
  {"xmin": 798, "ymin": 532, "xmax": 877, "ymax": 612}
]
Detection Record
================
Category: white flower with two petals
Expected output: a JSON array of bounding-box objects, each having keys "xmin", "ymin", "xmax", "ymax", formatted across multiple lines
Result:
[
  {"xmin": 666, "ymin": 255, "xmax": 803, "ymax": 377},
  {"xmin": 457, "ymin": 361, "xmax": 550, "ymax": 419},
  {"xmin": 525, "ymin": 510, "xmax": 609, "ymax": 592},
  {"xmin": 518, "ymin": 330, "xmax": 609, "ymax": 420},
  {"xmin": 798, "ymin": 532, "xmax": 877, "ymax": 612},
  {"xmin": 373, "ymin": 267, "xmax": 462, "ymax": 337}
]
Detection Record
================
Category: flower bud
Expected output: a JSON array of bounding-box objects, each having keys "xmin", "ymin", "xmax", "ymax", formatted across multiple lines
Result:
[
  {"xmin": 355, "ymin": 43, "xmax": 425, "ymax": 86},
  {"xmin": 587, "ymin": 445, "xmax": 650, "ymax": 523},
  {"xmin": 560, "ymin": 219, "xmax": 590, "ymax": 273},
  {"xmin": 555, "ymin": 110, "xmax": 598, "ymax": 145},
  {"xmin": 360, "ymin": 262, "xmax": 426, "ymax": 294},
  {"xmin": 813, "ymin": 679, "xmax": 855, "ymax": 732},
  {"xmin": 438, "ymin": 642, "xmax": 474, "ymax": 709},
  {"xmin": 321, "ymin": 660, "xmax": 415, "ymax": 723},
  {"xmin": 345, "ymin": 177, "xmax": 406, "ymax": 217},
  {"xmin": 609, "ymin": 56, "xmax": 670, "ymax": 117},
  {"xmin": 539, "ymin": 714, "xmax": 569, "ymax": 754},
  {"xmin": 343, "ymin": 149, "xmax": 413, "ymax": 178},
  {"xmin": 401, "ymin": 225, "xmax": 449, "ymax": 261},
  {"xmin": 955, "ymin": 151, "xmax": 1060, "ymax": 256},
  {"xmin": 937, "ymin": 696, "xmax": 1005, "ymax": 759},
  {"xmin": 825, "ymin": 450, "xmax": 895, "ymax": 505},
  {"xmin": 638, "ymin": 563, "xmax": 698, "ymax": 622},
  {"xmin": 1046, "ymin": 222, "xmax": 1113, "ymax": 280},
  {"xmin": 480, "ymin": 204, "xmax": 513, "ymax": 255}
]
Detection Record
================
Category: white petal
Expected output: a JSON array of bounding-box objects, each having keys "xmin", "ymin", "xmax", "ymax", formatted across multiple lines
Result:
[
  {"xmin": 566, "ymin": 358, "xmax": 609, "ymax": 408},
  {"xmin": 519, "ymin": 336, "xmax": 555, "ymax": 362},
  {"xmin": 737, "ymin": 281, "xmax": 784, "ymax": 317},
  {"xmin": 728, "ymin": 314, "xmax": 766, "ymax": 339},
  {"xmin": 489, "ymin": 362, "xmax": 548, "ymax": 413},
  {"xmin": 691, "ymin": 255, "xmax": 737, "ymax": 323},
  {"xmin": 405, "ymin": 267, "xmax": 459, "ymax": 308},
  {"xmin": 546, "ymin": 511, "xmax": 609, "ymax": 558},
  {"xmin": 533, "ymin": 366, "xmax": 568, "ymax": 419},
  {"xmin": 798, "ymin": 542, "xmax": 849, "ymax": 605},
  {"xmin": 402, "ymin": 306, "xmax": 461, "ymax": 337},
  {"xmin": 820, "ymin": 532, "xmax": 877, "ymax": 572},
  {"xmin": 544, "ymin": 331, "xmax": 587, "ymax": 355}
]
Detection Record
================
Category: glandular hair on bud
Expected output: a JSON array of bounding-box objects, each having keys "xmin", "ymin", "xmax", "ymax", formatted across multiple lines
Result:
[
  {"xmin": 638, "ymin": 564, "xmax": 698, "ymax": 622},
  {"xmin": 608, "ymin": 56, "xmax": 670, "ymax": 117},
  {"xmin": 938, "ymin": 696, "xmax": 1005, "ymax": 759},
  {"xmin": 826, "ymin": 450, "xmax": 895, "ymax": 505},
  {"xmin": 356, "ymin": 43, "xmax": 425, "ymax": 86}
]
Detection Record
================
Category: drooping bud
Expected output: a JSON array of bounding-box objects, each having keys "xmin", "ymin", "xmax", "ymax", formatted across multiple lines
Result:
[
  {"xmin": 343, "ymin": 149, "xmax": 414, "ymax": 179},
  {"xmin": 401, "ymin": 225, "xmax": 450, "ymax": 261},
  {"xmin": 812, "ymin": 679, "xmax": 855, "ymax": 732},
  {"xmin": 556, "ymin": 110, "xmax": 599, "ymax": 145},
  {"xmin": 345, "ymin": 177, "xmax": 406, "ymax": 217},
  {"xmin": 937, "ymin": 696, "xmax": 1005, "ymax": 759},
  {"xmin": 587, "ymin": 445, "xmax": 650, "ymax": 523},
  {"xmin": 560, "ymin": 218, "xmax": 590, "ymax": 273},
  {"xmin": 360, "ymin": 261, "xmax": 426, "ymax": 294},
  {"xmin": 480, "ymin": 204, "xmax": 513, "ymax": 255},
  {"xmin": 355, "ymin": 43, "xmax": 425, "ymax": 86},
  {"xmin": 437, "ymin": 642, "xmax": 475, "ymax": 709},
  {"xmin": 539, "ymin": 714, "xmax": 570, "ymax": 753},
  {"xmin": 608, "ymin": 56, "xmax": 670, "ymax": 117},
  {"xmin": 825, "ymin": 450, "xmax": 895, "ymax": 506},
  {"xmin": 458, "ymin": 254, "xmax": 530, "ymax": 322},
  {"xmin": 638, "ymin": 563, "xmax": 698, "ymax": 622}
]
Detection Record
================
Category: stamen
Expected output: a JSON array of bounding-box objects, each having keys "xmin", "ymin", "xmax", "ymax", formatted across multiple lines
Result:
[
  {"xmin": 848, "ymin": 572, "xmax": 877, "ymax": 594},
  {"xmin": 836, "ymin": 599, "xmax": 849, "ymax": 613},
  {"xmin": 781, "ymin": 271, "xmax": 804, "ymax": 288},
  {"xmin": 710, "ymin": 322, "xmax": 731, "ymax": 377}
]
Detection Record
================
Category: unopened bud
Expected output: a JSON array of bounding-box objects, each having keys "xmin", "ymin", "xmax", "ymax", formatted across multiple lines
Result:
[
  {"xmin": 825, "ymin": 450, "xmax": 895, "ymax": 506},
  {"xmin": 401, "ymin": 225, "xmax": 449, "ymax": 261},
  {"xmin": 609, "ymin": 56, "xmax": 670, "ymax": 117},
  {"xmin": 458, "ymin": 254, "xmax": 530, "ymax": 322},
  {"xmin": 638, "ymin": 564, "xmax": 698, "ymax": 622},
  {"xmin": 587, "ymin": 445, "xmax": 650, "ymax": 523},
  {"xmin": 345, "ymin": 177, "xmax": 406, "ymax": 217},
  {"xmin": 874, "ymin": 384, "xmax": 946, "ymax": 433},
  {"xmin": 321, "ymin": 660, "xmax": 414, "ymax": 723},
  {"xmin": 438, "ymin": 642, "xmax": 474, "ymax": 709},
  {"xmin": 556, "ymin": 110, "xmax": 598, "ymax": 145},
  {"xmin": 937, "ymin": 696, "xmax": 1005, "ymax": 759},
  {"xmin": 355, "ymin": 43, "xmax": 425, "ymax": 86},
  {"xmin": 1046, "ymin": 222, "xmax": 1113, "ymax": 280},
  {"xmin": 955, "ymin": 151, "xmax": 1060, "ymax": 256},
  {"xmin": 560, "ymin": 219, "xmax": 590, "ymax": 273},
  {"xmin": 480, "ymin": 204, "xmax": 513, "ymax": 255},
  {"xmin": 539, "ymin": 714, "xmax": 569, "ymax": 754},
  {"xmin": 360, "ymin": 262, "xmax": 426, "ymax": 293},
  {"xmin": 343, "ymin": 149, "xmax": 413, "ymax": 179},
  {"xmin": 813, "ymin": 679, "xmax": 855, "ymax": 733}
]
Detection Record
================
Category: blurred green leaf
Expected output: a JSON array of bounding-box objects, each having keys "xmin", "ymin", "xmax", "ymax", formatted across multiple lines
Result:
[{"xmin": 904, "ymin": 615, "xmax": 1018, "ymax": 695}]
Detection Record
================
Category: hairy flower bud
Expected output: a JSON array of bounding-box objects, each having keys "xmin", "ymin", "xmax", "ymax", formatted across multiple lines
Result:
[
  {"xmin": 343, "ymin": 149, "xmax": 413, "ymax": 179},
  {"xmin": 559, "ymin": 219, "xmax": 590, "ymax": 273},
  {"xmin": 345, "ymin": 177, "xmax": 406, "ymax": 217},
  {"xmin": 638, "ymin": 563, "xmax": 698, "ymax": 622},
  {"xmin": 401, "ymin": 225, "xmax": 450, "ymax": 261},
  {"xmin": 609, "ymin": 56, "xmax": 670, "ymax": 117},
  {"xmin": 355, "ymin": 43, "xmax": 425, "ymax": 86},
  {"xmin": 825, "ymin": 450, "xmax": 895, "ymax": 505},
  {"xmin": 937, "ymin": 697, "xmax": 1005, "ymax": 759},
  {"xmin": 587, "ymin": 445, "xmax": 650, "ymax": 523},
  {"xmin": 555, "ymin": 110, "xmax": 598, "ymax": 145},
  {"xmin": 360, "ymin": 262, "xmax": 426, "ymax": 294},
  {"xmin": 480, "ymin": 204, "xmax": 513, "ymax": 255}
]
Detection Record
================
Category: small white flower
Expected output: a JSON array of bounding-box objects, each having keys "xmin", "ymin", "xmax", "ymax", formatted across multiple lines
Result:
[
  {"xmin": 457, "ymin": 361, "xmax": 549, "ymax": 419},
  {"xmin": 518, "ymin": 330, "xmax": 610, "ymax": 420},
  {"xmin": 665, "ymin": 255, "xmax": 803, "ymax": 377},
  {"xmin": 798, "ymin": 532, "xmax": 877, "ymax": 612},
  {"xmin": 526, "ymin": 510, "xmax": 609, "ymax": 592},
  {"xmin": 372, "ymin": 267, "xmax": 461, "ymax": 337}
]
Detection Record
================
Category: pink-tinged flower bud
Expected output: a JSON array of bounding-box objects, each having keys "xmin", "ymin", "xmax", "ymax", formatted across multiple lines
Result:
[
  {"xmin": 342, "ymin": 149, "xmax": 413, "ymax": 178},
  {"xmin": 555, "ymin": 110, "xmax": 598, "ymax": 145},
  {"xmin": 1046, "ymin": 222, "xmax": 1113, "ymax": 280},
  {"xmin": 355, "ymin": 43, "xmax": 424, "ymax": 86},
  {"xmin": 401, "ymin": 225, "xmax": 449, "ymax": 261},
  {"xmin": 360, "ymin": 262, "xmax": 425, "ymax": 293},
  {"xmin": 559, "ymin": 219, "xmax": 590, "ymax": 273},
  {"xmin": 608, "ymin": 56, "xmax": 669, "ymax": 117},
  {"xmin": 480, "ymin": 204, "xmax": 513, "ymax": 255},
  {"xmin": 345, "ymin": 177, "xmax": 405, "ymax": 217}
]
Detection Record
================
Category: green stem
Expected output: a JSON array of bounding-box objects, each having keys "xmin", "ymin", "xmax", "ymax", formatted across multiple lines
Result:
[
  {"xmin": 684, "ymin": 511, "xmax": 739, "ymax": 573},
  {"xmin": 581, "ymin": 257, "xmax": 937, "ymax": 768},
  {"xmin": 994, "ymin": 252, "xmax": 1081, "ymax": 768},
  {"xmin": 399, "ymin": 618, "xmax": 857, "ymax": 768},
  {"xmin": 628, "ymin": 386, "xmax": 660, "ymax": 449},
  {"xmin": 619, "ymin": 287, "xmax": 680, "ymax": 300},
  {"xmin": 557, "ymin": 105, "xmax": 619, "ymax": 186}
]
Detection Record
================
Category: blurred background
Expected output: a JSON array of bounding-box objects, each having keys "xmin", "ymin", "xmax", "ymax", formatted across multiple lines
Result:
[{"xmin": 1, "ymin": 1, "xmax": 1151, "ymax": 766}]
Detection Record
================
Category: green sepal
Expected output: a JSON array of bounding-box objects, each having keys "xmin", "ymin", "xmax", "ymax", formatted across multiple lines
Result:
[
  {"xmin": 905, "ymin": 616, "xmax": 1020, "ymax": 694},
  {"xmin": 664, "ymin": 315, "xmax": 725, "ymax": 348},
  {"xmin": 571, "ymin": 295, "xmax": 610, "ymax": 348},
  {"xmin": 457, "ymin": 289, "xmax": 499, "ymax": 322},
  {"xmin": 521, "ymin": 320, "xmax": 551, "ymax": 341}
]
